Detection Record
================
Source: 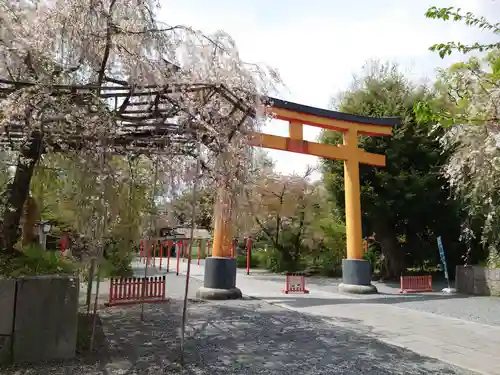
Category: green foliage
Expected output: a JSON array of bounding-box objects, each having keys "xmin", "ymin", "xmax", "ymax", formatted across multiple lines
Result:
[
  {"xmin": 0, "ymin": 244, "xmax": 76, "ymax": 277},
  {"xmin": 414, "ymin": 48, "xmax": 500, "ymax": 265},
  {"xmin": 170, "ymin": 187, "xmax": 215, "ymax": 229},
  {"xmin": 235, "ymin": 252, "xmax": 262, "ymax": 268},
  {"xmin": 104, "ymin": 241, "xmax": 134, "ymax": 277},
  {"xmin": 425, "ymin": 6, "xmax": 500, "ymax": 58},
  {"xmin": 259, "ymin": 248, "xmax": 288, "ymax": 273},
  {"xmin": 414, "ymin": 51, "xmax": 500, "ymax": 128},
  {"xmin": 30, "ymin": 153, "xmax": 153, "ymax": 251},
  {"xmin": 363, "ymin": 243, "xmax": 382, "ymax": 274}
]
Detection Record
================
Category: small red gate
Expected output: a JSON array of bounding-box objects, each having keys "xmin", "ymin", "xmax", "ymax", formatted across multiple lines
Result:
[
  {"xmin": 106, "ymin": 276, "xmax": 167, "ymax": 307},
  {"xmin": 282, "ymin": 272, "xmax": 309, "ymax": 294},
  {"xmin": 399, "ymin": 275, "xmax": 432, "ymax": 293}
]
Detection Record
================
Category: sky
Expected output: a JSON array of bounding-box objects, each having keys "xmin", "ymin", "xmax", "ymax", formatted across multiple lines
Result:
[{"xmin": 160, "ymin": 0, "xmax": 497, "ymax": 179}]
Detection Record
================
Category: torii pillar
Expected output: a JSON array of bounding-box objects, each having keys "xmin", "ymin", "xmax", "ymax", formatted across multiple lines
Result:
[
  {"xmin": 197, "ymin": 98, "xmax": 398, "ymax": 299},
  {"xmin": 197, "ymin": 151, "xmax": 243, "ymax": 300}
]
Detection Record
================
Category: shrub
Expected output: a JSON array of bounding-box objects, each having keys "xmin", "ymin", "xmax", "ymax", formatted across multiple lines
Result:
[
  {"xmin": 236, "ymin": 253, "xmax": 261, "ymax": 268},
  {"xmin": 105, "ymin": 241, "xmax": 133, "ymax": 277},
  {"xmin": 257, "ymin": 248, "xmax": 301, "ymax": 273},
  {"xmin": 303, "ymin": 250, "xmax": 342, "ymax": 277},
  {"xmin": 0, "ymin": 243, "xmax": 76, "ymax": 277},
  {"xmin": 363, "ymin": 243, "xmax": 382, "ymax": 274}
]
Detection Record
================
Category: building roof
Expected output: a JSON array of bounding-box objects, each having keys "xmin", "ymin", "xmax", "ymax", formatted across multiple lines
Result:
[{"xmin": 174, "ymin": 228, "xmax": 211, "ymax": 239}]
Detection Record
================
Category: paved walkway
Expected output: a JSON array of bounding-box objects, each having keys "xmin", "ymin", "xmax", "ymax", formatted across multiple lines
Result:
[{"xmin": 157, "ymin": 259, "xmax": 500, "ymax": 375}]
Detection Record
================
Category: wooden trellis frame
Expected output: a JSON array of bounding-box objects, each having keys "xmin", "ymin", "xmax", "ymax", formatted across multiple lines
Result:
[{"xmin": 0, "ymin": 78, "xmax": 256, "ymax": 158}]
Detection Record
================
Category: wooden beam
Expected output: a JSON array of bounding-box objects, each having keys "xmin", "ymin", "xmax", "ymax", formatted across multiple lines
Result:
[
  {"xmin": 248, "ymin": 132, "xmax": 387, "ymax": 166},
  {"xmin": 289, "ymin": 120, "xmax": 303, "ymax": 140},
  {"xmin": 248, "ymin": 132, "xmax": 348, "ymax": 160},
  {"xmin": 358, "ymin": 150, "xmax": 386, "ymax": 167},
  {"xmin": 268, "ymin": 107, "xmax": 393, "ymax": 136}
]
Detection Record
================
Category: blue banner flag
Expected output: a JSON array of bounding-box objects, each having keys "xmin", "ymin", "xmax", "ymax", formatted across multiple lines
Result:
[{"xmin": 437, "ymin": 236, "xmax": 449, "ymax": 282}]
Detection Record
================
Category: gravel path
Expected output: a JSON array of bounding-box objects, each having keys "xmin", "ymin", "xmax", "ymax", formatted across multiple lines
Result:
[{"xmin": 2, "ymin": 275, "xmax": 477, "ymax": 375}]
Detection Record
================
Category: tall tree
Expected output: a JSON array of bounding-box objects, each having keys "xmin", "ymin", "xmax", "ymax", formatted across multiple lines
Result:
[
  {"xmin": 243, "ymin": 167, "xmax": 341, "ymax": 270},
  {"xmin": 416, "ymin": 6, "xmax": 500, "ymax": 265},
  {"xmin": 322, "ymin": 62, "xmax": 463, "ymax": 279},
  {"xmin": 0, "ymin": 0, "xmax": 280, "ymax": 254},
  {"xmin": 29, "ymin": 153, "xmax": 154, "ymax": 252}
]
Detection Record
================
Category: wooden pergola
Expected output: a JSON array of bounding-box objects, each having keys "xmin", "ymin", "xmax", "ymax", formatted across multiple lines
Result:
[
  {"xmin": 0, "ymin": 78, "xmax": 256, "ymax": 158},
  {"xmin": 0, "ymin": 77, "xmax": 259, "ymax": 251}
]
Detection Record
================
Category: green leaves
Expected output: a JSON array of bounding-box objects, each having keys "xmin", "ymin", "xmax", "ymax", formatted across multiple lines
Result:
[{"xmin": 425, "ymin": 6, "xmax": 500, "ymax": 58}]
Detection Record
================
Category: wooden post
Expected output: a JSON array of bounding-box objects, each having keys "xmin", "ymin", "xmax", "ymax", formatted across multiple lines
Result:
[
  {"xmin": 159, "ymin": 242, "xmax": 163, "ymax": 270},
  {"xmin": 343, "ymin": 127, "xmax": 363, "ymax": 260},
  {"xmin": 167, "ymin": 240, "xmax": 171, "ymax": 272},
  {"xmin": 246, "ymin": 237, "xmax": 253, "ymax": 275},
  {"xmin": 197, "ymin": 238, "xmax": 201, "ymax": 265},
  {"xmin": 211, "ymin": 185, "xmax": 234, "ymax": 259}
]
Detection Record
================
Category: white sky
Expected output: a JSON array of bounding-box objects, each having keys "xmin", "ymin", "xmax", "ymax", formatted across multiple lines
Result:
[{"xmin": 161, "ymin": 0, "xmax": 497, "ymax": 180}]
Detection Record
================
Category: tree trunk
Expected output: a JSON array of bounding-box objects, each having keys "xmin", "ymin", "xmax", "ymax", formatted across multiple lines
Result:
[
  {"xmin": 373, "ymin": 221, "xmax": 405, "ymax": 280},
  {"xmin": 21, "ymin": 196, "xmax": 41, "ymax": 246},
  {"xmin": 2, "ymin": 132, "xmax": 42, "ymax": 254}
]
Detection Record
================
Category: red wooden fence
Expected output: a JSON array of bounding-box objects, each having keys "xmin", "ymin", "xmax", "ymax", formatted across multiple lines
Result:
[
  {"xmin": 282, "ymin": 272, "xmax": 309, "ymax": 294},
  {"xmin": 105, "ymin": 276, "xmax": 167, "ymax": 307},
  {"xmin": 176, "ymin": 240, "xmax": 181, "ymax": 275},
  {"xmin": 399, "ymin": 275, "xmax": 433, "ymax": 293}
]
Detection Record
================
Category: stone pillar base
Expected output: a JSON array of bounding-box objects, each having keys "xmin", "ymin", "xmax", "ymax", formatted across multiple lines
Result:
[
  {"xmin": 339, "ymin": 259, "xmax": 378, "ymax": 294},
  {"xmin": 196, "ymin": 257, "xmax": 242, "ymax": 300}
]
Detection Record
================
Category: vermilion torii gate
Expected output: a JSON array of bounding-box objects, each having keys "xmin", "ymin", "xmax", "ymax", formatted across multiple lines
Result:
[{"xmin": 196, "ymin": 98, "xmax": 398, "ymax": 299}]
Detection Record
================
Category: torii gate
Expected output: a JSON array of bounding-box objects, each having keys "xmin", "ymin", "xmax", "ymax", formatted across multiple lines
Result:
[{"xmin": 196, "ymin": 98, "xmax": 398, "ymax": 299}]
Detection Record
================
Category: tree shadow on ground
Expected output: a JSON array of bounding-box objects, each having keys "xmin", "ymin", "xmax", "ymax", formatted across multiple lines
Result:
[
  {"xmin": 249, "ymin": 292, "xmax": 471, "ymax": 309},
  {"xmin": 0, "ymin": 298, "xmax": 473, "ymax": 375}
]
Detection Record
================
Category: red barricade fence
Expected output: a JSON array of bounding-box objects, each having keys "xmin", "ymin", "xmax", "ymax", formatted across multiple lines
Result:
[
  {"xmin": 106, "ymin": 276, "xmax": 167, "ymax": 307},
  {"xmin": 282, "ymin": 272, "xmax": 309, "ymax": 294},
  {"xmin": 399, "ymin": 275, "xmax": 433, "ymax": 293}
]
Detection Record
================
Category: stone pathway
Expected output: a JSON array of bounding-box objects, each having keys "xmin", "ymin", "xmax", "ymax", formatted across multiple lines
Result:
[{"xmin": 172, "ymin": 260, "xmax": 500, "ymax": 375}]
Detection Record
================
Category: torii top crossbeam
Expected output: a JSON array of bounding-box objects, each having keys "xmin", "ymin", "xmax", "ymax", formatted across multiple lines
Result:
[{"xmin": 249, "ymin": 97, "xmax": 398, "ymax": 167}]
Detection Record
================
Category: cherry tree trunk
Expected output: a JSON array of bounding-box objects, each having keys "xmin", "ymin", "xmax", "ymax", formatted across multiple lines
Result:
[{"xmin": 1, "ymin": 132, "xmax": 42, "ymax": 254}]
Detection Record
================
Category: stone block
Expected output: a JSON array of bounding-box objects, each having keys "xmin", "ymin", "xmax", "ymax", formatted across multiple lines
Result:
[
  {"xmin": 473, "ymin": 266, "xmax": 487, "ymax": 281},
  {"xmin": 13, "ymin": 275, "xmax": 79, "ymax": 364},
  {"xmin": 488, "ymin": 281, "xmax": 500, "ymax": 296},
  {"xmin": 0, "ymin": 279, "xmax": 16, "ymax": 335},
  {"xmin": 456, "ymin": 266, "xmax": 500, "ymax": 296},
  {"xmin": 0, "ymin": 335, "xmax": 11, "ymax": 364},
  {"xmin": 473, "ymin": 280, "xmax": 489, "ymax": 295},
  {"xmin": 455, "ymin": 266, "xmax": 474, "ymax": 294},
  {"xmin": 490, "ymin": 268, "xmax": 500, "ymax": 281}
]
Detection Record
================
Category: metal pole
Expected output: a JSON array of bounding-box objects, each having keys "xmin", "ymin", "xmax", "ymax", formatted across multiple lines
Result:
[
  {"xmin": 141, "ymin": 157, "xmax": 159, "ymax": 321},
  {"xmin": 90, "ymin": 143, "xmax": 108, "ymax": 352},
  {"xmin": 180, "ymin": 140, "xmax": 202, "ymax": 365}
]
